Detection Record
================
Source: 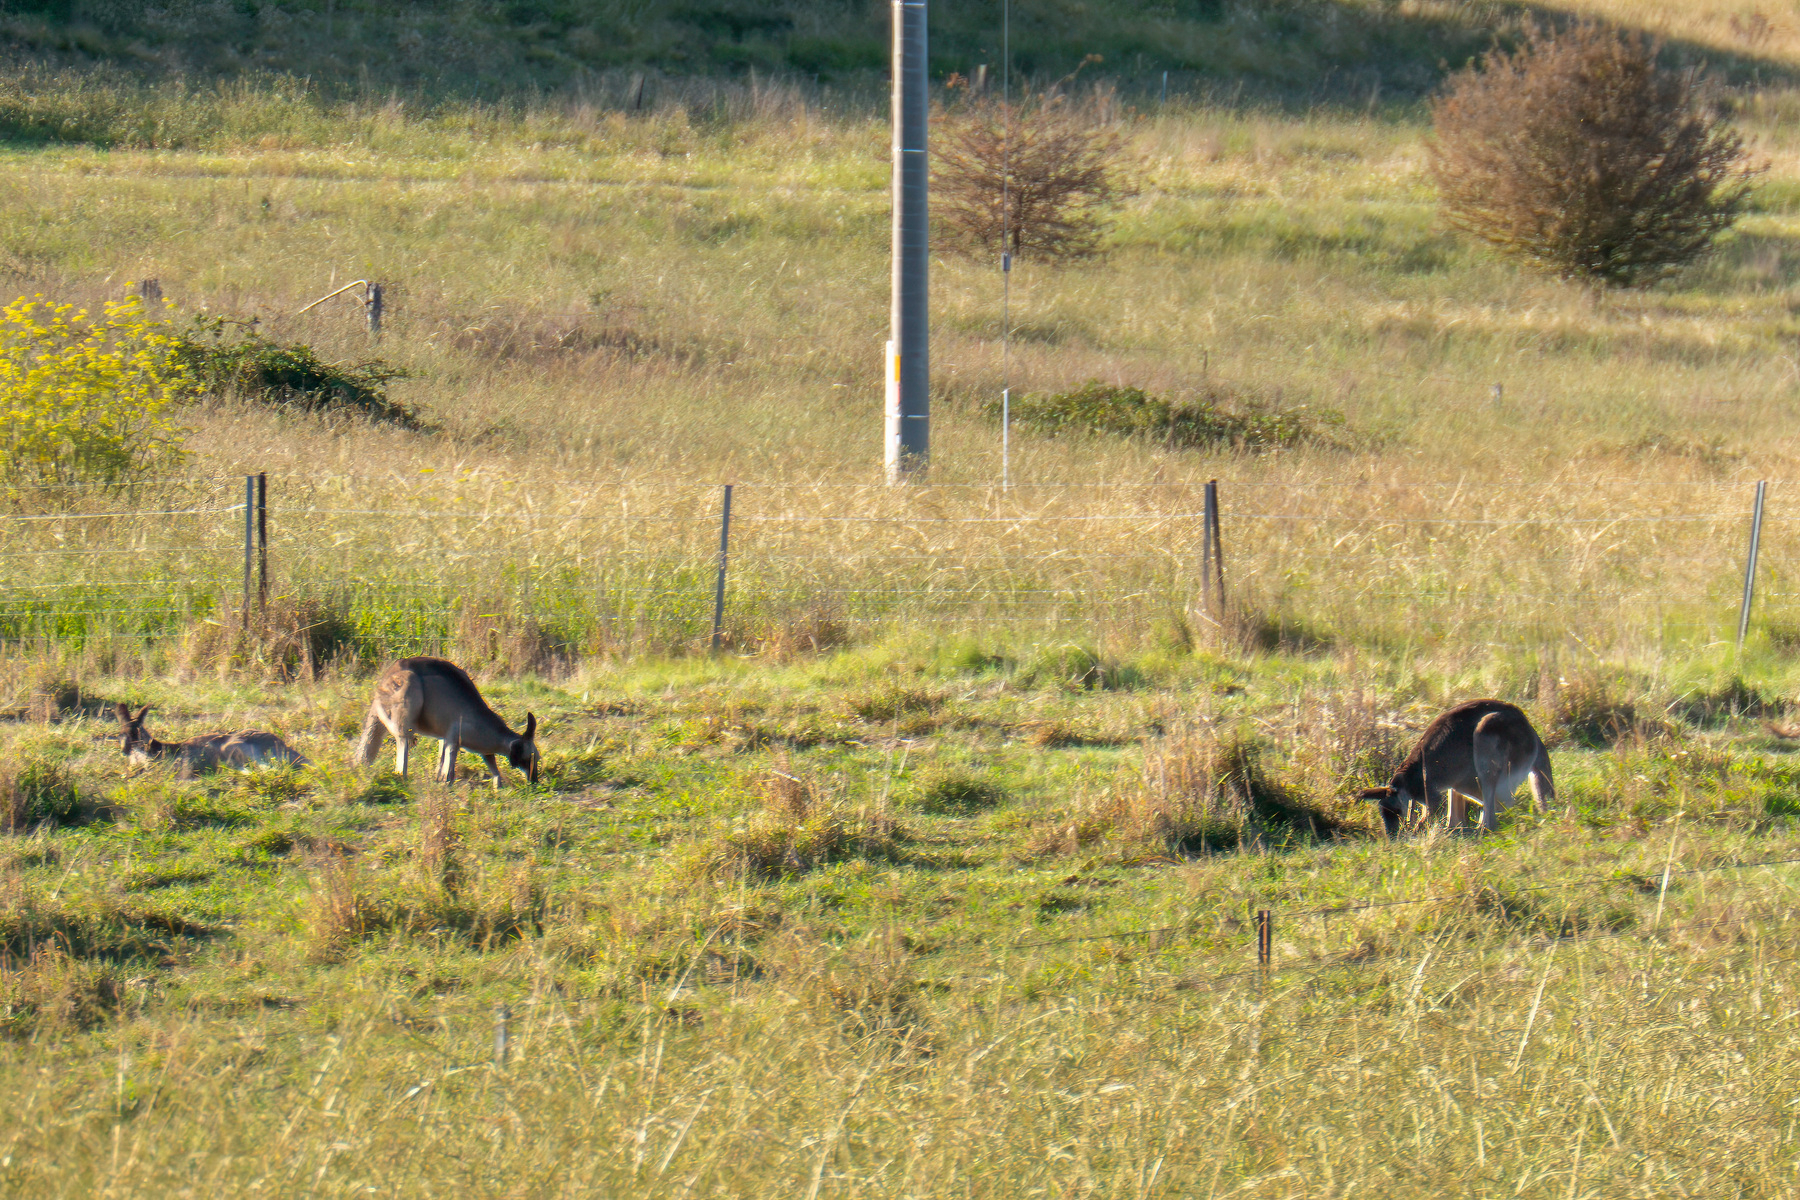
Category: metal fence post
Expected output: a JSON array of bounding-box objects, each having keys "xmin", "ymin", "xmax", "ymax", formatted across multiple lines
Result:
[
  {"xmin": 1256, "ymin": 908, "xmax": 1272, "ymax": 974},
  {"xmin": 1738, "ymin": 480, "xmax": 1768, "ymax": 650},
  {"xmin": 710, "ymin": 484, "xmax": 733, "ymax": 652},
  {"xmin": 256, "ymin": 472, "xmax": 268, "ymax": 615},
  {"xmin": 242, "ymin": 475, "xmax": 255, "ymax": 630},
  {"xmin": 365, "ymin": 282, "xmax": 383, "ymax": 337}
]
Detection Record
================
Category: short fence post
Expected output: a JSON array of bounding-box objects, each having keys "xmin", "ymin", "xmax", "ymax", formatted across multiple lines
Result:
[
  {"xmin": 1201, "ymin": 479, "xmax": 1226, "ymax": 615},
  {"xmin": 256, "ymin": 472, "xmax": 268, "ymax": 615},
  {"xmin": 1255, "ymin": 908, "xmax": 1272, "ymax": 974},
  {"xmin": 1739, "ymin": 480, "xmax": 1768, "ymax": 650},
  {"xmin": 493, "ymin": 1004, "xmax": 510, "ymax": 1069},
  {"xmin": 710, "ymin": 484, "xmax": 733, "ymax": 652},
  {"xmin": 365, "ymin": 282, "xmax": 383, "ymax": 337},
  {"xmin": 242, "ymin": 475, "xmax": 255, "ymax": 630}
]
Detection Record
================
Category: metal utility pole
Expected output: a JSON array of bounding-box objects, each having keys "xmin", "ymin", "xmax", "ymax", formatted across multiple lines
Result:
[{"xmin": 886, "ymin": 0, "xmax": 929, "ymax": 482}]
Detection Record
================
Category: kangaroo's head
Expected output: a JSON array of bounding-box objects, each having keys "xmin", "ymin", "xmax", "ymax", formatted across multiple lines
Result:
[
  {"xmin": 507, "ymin": 712, "xmax": 539, "ymax": 784},
  {"xmin": 1356, "ymin": 783, "xmax": 1414, "ymax": 840},
  {"xmin": 115, "ymin": 702, "xmax": 155, "ymax": 764}
]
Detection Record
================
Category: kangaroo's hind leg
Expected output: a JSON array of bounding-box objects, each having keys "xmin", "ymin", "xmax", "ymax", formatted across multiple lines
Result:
[
  {"xmin": 437, "ymin": 721, "xmax": 463, "ymax": 784},
  {"xmin": 1528, "ymin": 743, "xmax": 1557, "ymax": 815}
]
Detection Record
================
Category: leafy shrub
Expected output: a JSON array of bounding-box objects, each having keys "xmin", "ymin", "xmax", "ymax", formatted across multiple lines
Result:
[
  {"xmin": 932, "ymin": 87, "xmax": 1137, "ymax": 262},
  {"xmin": 176, "ymin": 317, "xmax": 419, "ymax": 427},
  {"xmin": 0, "ymin": 294, "xmax": 189, "ymax": 488},
  {"xmin": 997, "ymin": 380, "xmax": 1338, "ymax": 452},
  {"xmin": 1429, "ymin": 23, "xmax": 1760, "ymax": 288}
]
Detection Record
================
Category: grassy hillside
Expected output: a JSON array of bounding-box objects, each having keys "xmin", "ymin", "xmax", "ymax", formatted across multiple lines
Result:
[
  {"xmin": 1, "ymin": 1, "xmax": 1800, "ymax": 1195},
  {"xmin": 2, "ymin": 0, "xmax": 1796, "ymax": 106}
]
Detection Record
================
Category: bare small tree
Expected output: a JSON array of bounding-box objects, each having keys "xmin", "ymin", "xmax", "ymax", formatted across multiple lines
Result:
[
  {"xmin": 932, "ymin": 87, "xmax": 1136, "ymax": 262},
  {"xmin": 1428, "ymin": 23, "xmax": 1760, "ymax": 288}
]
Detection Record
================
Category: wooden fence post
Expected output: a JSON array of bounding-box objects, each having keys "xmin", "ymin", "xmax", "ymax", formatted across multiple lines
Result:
[{"xmin": 1201, "ymin": 479, "xmax": 1225, "ymax": 615}]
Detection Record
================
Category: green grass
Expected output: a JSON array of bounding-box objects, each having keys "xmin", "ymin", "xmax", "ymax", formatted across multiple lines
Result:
[{"xmin": 1, "ymin": 644, "xmax": 1800, "ymax": 1193}]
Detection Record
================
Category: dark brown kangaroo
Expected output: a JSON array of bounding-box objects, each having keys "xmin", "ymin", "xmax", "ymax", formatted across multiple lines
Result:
[{"xmin": 1358, "ymin": 699, "xmax": 1554, "ymax": 836}]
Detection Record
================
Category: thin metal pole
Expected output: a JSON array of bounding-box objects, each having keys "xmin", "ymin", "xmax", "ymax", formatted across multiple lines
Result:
[
  {"xmin": 493, "ymin": 1005, "xmax": 510, "ymax": 1069},
  {"xmin": 886, "ymin": 0, "xmax": 929, "ymax": 481},
  {"xmin": 242, "ymin": 475, "xmax": 254, "ymax": 631},
  {"xmin": 1738, "ymin": 479, "xmax": 1767, "ymax": 649},
  {"xmin": 999, "ymin": 0, "xmax": 1011, "ymax": 489},
  {"xmin": 1256, "ymin": 908, "xmax": 1272, "ymax": 972},
  {"xmin": 711, "ymin": 484, "xmax": 733, "ymax": 652},
  {"xmin": 256, "ymin": 472, "xmax": 267, "ymax": 614},
  {"xmin": 1001, "ymin": 387, "xmax": 1009, "ymax": 489}
]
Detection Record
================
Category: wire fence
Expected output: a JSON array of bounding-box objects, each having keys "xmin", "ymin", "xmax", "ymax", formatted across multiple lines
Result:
[{"xmin": 0, "ymin": 474, "xmax": 1791, "ymax": 658}]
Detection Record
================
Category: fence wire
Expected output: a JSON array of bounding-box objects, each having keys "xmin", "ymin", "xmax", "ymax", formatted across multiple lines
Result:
[{"xmin": 0, "ymin": 475, "xmax": 1784, "ymax": 658}]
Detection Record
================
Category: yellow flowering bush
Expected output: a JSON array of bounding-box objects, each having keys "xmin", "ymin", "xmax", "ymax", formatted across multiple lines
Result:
[{"xmin": 0, "ymin": 294, "xmax": 190, "ymax": 487}]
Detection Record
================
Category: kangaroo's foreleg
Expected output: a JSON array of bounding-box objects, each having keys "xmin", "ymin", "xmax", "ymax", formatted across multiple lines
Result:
[{"xmin": 480, "ymin": 754, "xmax": 504, "ymax": 791}]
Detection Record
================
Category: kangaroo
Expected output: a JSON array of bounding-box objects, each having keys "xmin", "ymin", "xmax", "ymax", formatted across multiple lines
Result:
[
  {"xmin": 1357, "ymin": 699, "xmax": 1554, "ymax": 837},
  {"xmin": 354, "ymin": 657, "xmax": 539, "ymax": 790},
  {"xmin": 115, "ymin": 703, "xmax": 311, "ymax": 772}
]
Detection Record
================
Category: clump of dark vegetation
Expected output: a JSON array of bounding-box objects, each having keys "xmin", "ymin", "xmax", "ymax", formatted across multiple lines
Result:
[
  {"xmin": 997, "ymin": 380, "xmax": 1341, "ymax": 453},
  {"xmin": 1429, "ymin": 22, "xmax": 1760, "ymax": 288},
  {"xmin": 176, "ymin": 317, "xmax": 420, "ymax": 428},
  {"xmin": 1672, "ymin": 676, "xmax": 1771, "ymax": 727},
  {"xmin": 1541, "ymin": 669, "xmax": 1645, "ymax": 748}
]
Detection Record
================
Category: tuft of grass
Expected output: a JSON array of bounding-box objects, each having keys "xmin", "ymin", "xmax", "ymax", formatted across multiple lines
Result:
[
  {"xmin": 908, "ymin": 766, "xmax": 1007, "ymax": 815},
  {"xmin": 0, "ymin": 752, "xmax": 80, "ymax": 832},
  {"xmin": 691, "ymin": 762, "xmax": 903, "ymax": 880},
  {"xmin": 305, "ymin": 852, "xmax": 387, "ymax": 965}
]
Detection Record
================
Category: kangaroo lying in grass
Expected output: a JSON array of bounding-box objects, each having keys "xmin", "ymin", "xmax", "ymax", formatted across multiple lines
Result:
[
  {"xmin": 355, "ymin": 656, "xmax": 539, "ymax": 789},
  {"xmin": 1358, "ymin": 699, "xmax": 1554, "ymax": 836},
  {"xmin": 115, "ymin": 703, "xmax": 311, "ymax": 772}
]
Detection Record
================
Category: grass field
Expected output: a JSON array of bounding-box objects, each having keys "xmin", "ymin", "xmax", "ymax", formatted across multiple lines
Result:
[{"xmin": 5, "ymin": 0, "xmax": 1800, "ymax": 1194}]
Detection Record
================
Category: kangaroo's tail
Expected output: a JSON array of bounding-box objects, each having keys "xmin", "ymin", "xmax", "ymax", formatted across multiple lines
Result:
[{"xmin": 354, "ymin": 705, "xmax": 387, "ymax": 765}]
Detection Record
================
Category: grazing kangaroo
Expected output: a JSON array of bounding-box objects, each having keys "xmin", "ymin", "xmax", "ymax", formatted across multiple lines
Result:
[
  {"xmin": 1357, "ymin": 699, "xmax": 1554, "ymax": 837},
  {"xmin": 115, "ymin": 703, "xmax": 311, "ymax": 772},
  {"xmin": 354, "ymin": 657, "xmax": 539, "ymax": 790}
]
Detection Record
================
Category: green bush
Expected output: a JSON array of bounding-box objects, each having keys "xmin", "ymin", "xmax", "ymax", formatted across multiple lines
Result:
[
  {"xmin": 996, "ymin": 380, "xmax": 1338, "ymax": 452},
  {"xmin": 176, "ymin": 317, "xmax": 419, "ymax": 427}
]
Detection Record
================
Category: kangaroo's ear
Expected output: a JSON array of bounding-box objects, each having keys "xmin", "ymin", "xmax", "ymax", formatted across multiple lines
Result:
[
  {"xmin": 523, "ymin": 712, "xmax": 536, "ymax": 740},
  {"xmin": 135, "ymin": 704, "xmax": 152, "ymax": 724},
  {"xmin": 115, "ymin": 701, "xmax": 133, "ymax": 725}
]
